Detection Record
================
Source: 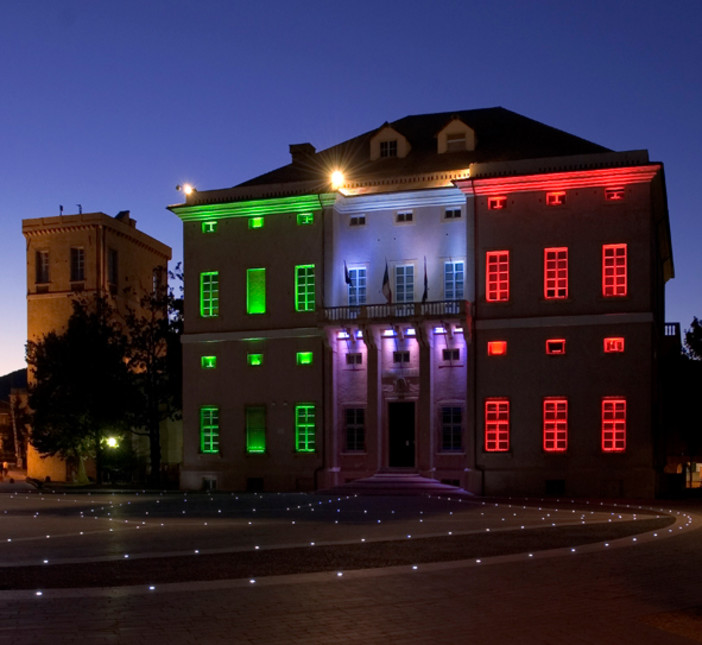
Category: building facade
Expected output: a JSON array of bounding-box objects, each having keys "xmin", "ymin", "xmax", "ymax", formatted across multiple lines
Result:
[
  {"xmin": 170, "ymin": 108, "xmax": 673, "ymax": 497},
  {"xmin": 22, "ymin": 210, "xmax": 174, "ymax": 481}
]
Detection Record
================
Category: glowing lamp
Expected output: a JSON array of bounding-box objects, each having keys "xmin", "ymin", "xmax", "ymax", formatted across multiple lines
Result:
[
  {"xmin": 106, "ymin": 437, "xmax": 119, "ymax": 448},
  {"xmin": 331, "ymin": 170, "xmax": 345, "ymax": 190}
]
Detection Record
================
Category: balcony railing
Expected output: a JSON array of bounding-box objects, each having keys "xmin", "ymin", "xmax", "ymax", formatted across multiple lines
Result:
[{"xmin": 320, "ymin": 300, "xmax": 468, "ymax": 324}]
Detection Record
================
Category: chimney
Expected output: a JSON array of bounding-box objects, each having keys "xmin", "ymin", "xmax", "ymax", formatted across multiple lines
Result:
[{"xmin": 289, "ymin": 143, "xmax": 316, "ymax": 165}]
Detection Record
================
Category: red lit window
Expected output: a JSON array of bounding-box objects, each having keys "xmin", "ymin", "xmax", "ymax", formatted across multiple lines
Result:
[
  {"xmin": 488, "ymin": 196, "xmax": 507, "ymax": 210},
  {"xmin": 546, "ymin": 191, "xmax": 566, "ymax": 206},
  {"xmin": 485, "ymin": 399, "xmax": 510, "ymax": 452},
  {"xmin": 604, "ymin": 337, "xmax": 625, "ymax": 353},
  {"xmin": 486, "ymin": 251, "xmax": 509, "ymax": 302},
  {"xmin": 544, "ymin": 247, "xmax": 568, "ymax": 299},
  {"xmin": 545, "ymin": 339, "xmax": 566, "ymax": 355},
  {"xmin": 602, "ymin": 398, "xmax": 626, "ymax": 453},
  {"xmin": 543, "ymin": 398, "xmax": 567, "ymax": 453},
  {"xmin": 487, "ymin": 340, "xmax": 507, "ymax": 356},
  {"xmin": 605, "ymin": 187, "xmax": 625, "ymax": 201},
  {"xmin": 602, "ymin": 244, "xmax": 627, "ymax": 297}
]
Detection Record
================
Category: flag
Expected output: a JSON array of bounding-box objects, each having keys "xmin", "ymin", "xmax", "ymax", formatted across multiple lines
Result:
[
  {"xmin": 344, "ymin": 261, "xmax": 352, "ymax": 286},
  {"xmin": 422, "ymin": 256, "xmax": 428, "ymax": 303},
  {"xmin": 382, "ymin": 261, "xmax": 392, "ymax": 303}
]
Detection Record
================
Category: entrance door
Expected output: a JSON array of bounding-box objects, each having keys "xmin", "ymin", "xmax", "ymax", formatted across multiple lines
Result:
[{"xmin": 388, "ymin": 401, "xmax": 415, "ymax": 467}]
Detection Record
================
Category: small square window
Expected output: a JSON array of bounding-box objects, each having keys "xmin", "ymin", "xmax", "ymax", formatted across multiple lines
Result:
[
  {"xmin": 346, "ymin": 352, "xmax": 362, "ymax": 365},
  {"xmin": 605, "ymin": 187, "xmax": 625, "ymax": 201},
  {"xmin": 247, "ymin": 353, "xmax": 263, "ymax": 366},
  {"xmin": 248, "ymin": 216, "xmax": 264, "ymax": 229},
  {"xmin": 349, "ymin": 215, "xmax": 366, "ymax": 227},
  {"xmin": 396, "ymin": 211, "xmax": 413, "ymax": 223},
  {"xmin": 546, "ymin": 339, "xmax": 566, "ymax": 355},
  {"xmin": 296, "ymin": 351, "xmax": 314, "ymax": 366},
  {"xmin": 444, "ymin": 208, "xmax": 462, "ymax": 220},
  {"xmin": 201, "ymin": 355, "xmax": 217, "ymax": 369},
  {"xmin": 442, "ymin": 348, "xmax": 460, "ymax": 362},
  {"xmin": 297, "ymin": 213, "xmax": 314, "ymax": 225},
  {"xmin": 604, "ymin": 337, "xmax": 625, "ymax": 353},
  {"xmin": 487, "ymin": 341, "xmax": 507, "ymax": 356},
  {"xmin": 488, "ymin": 196, "xmax": 507, "ymax": 210},
  {"xmin": 380, "ymin": 140, "xmax": 397, "ymax": 158},
  {"xmin": 393, "ymin": 350, "xmax": 410, "ymax": 363},
  {"xmin": 201, "ymin": 220, "xmax": 217, "ymax": 234},
  {"xmin": 546, "ymin": 191, "xmax": 566, "ymax": 206}
]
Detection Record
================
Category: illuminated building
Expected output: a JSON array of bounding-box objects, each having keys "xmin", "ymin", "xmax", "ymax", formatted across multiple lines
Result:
[
  {"xmin": 170, "ymin": 108, "xmax": 673, "ymax": 497},
  {"xmin": 22, "ymin": 210, "xmax": 174, "ymax": 481}
]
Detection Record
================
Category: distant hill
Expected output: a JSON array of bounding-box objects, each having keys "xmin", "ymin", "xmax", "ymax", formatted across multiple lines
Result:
[{"xmin": 0, "ymin": 369, "xmax": 27, "ymax": 400}]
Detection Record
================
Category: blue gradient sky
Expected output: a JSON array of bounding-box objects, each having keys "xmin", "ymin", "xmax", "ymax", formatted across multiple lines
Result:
[{"xmin": 1, "ymin": 0, "xmax": 700, "ymax": 374}]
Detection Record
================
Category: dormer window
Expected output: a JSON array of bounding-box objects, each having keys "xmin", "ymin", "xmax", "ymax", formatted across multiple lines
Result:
[
  {"xmin": 380, "ymin": 140, "xmax": 397, "ymax": 158},
  {"xmin": 446, "ymin": 134, "xmax": 466, "ymax": 152},
  {"xmin": 437, "ymin": 117, "xmax": 476, "ymax": 153}
]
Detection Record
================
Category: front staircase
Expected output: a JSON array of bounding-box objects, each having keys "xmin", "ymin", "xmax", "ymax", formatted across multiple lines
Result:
[{"xmin": 319, "ymin": 472, "xmax": 474, "ymax": 498}]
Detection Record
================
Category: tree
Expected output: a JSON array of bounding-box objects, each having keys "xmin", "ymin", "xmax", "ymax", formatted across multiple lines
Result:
[
  {"xmin": 685, "ymin": 317, "xmax": 702, "ymax": 360},
  {"xmin": 26, "ymin": 297, "xmax": 133, "ymax": 483},
  {"xmin": 123, "ymin": 265, "xmax": 183, "ymax": 485}
]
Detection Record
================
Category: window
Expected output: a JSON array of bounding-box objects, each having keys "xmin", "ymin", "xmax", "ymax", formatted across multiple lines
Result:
[
  {"xmin": 344, "ymin": 408, "xmax": 365, "ymax": 452},
  {"xmin": 152, "ymin": 267, "xmax": 164, "ymax": 294},
  {"xmin": 348, "ymin": 267, "xmax": 367, "ymax": 306},
  {"xmin": 201, "ymin": 220, "xmax": 217, "ymax": 234},
  {"xmin": 393, "ymin": 350, "xmax": 410, "ymax": 363},
  {"xmin": 349, "ymin": 215, "xmax": 366, "ymax": 227},
  {"xmin": 35, "ymin": 251, "xmax": 49, "ymax": 284},
  {"xmin": 247, "ymin": 353, "xmax": 263, "ymax": 366},
  {"xmin": 107, "ymin": 248, "xmax": 118, "ymax": 286},
  {"xmin": 297, "ymin": 213, "xmax": 314, "ymax": 225},
  {"xmin": 487, "ymin": 341, "xmax": 507, "ymax": 356},
  {"xmin": 296, "ymin": 351, "xmax": 313, "ymax": 365},
  {"xmin": 200, "ymin": 406, "xmax": 219, "ymax": 454},
  {"xmin": 485, "ymin": 399, "xmax": 509, "ymax": 452},
  {"xmin": 442, "ymin": 348, "xmax": 460, "ymax": 362},
  {"xmin": 602, "ymin": 398, "xmax": 626, "ymax": 453},
  {"xmin": 488, "ymin": 196, "xmax": 507, "ymax": 210},
  {"xmin": 485, "ymin": 251, "xmax": 509, "ymax": 302},
  {"xmin": 246, "ymin": 406, "xmax": 266, "ymax": 454},
  {"xmin": 444, "ymin": 261, "xmax": 464, "ymax": 301},
  {"xmin": 295, "ymin": 265, "xmax": 315, "ymax": 312},
  {"xmin": 346, "ymin": 352, "xmax": 362, "ymax": 365},
  {"xmin": 605, "ymin": 187, "xmax": 625, "ymax": 201},
  {"xmin": 200, "ymin": 271, "xmax": 220, "ymax": 317},
  {"xmin": 248, "ymin": 216, "xmax": 264, "ymax": 229},
  {"xmin": 441, "ymin": 407, "xmax": 463, "ymax": 451},
  {"xmin": 396, "ymin": 211, "xmax": 413, "ymax": 223},
  {"xmin": 543, "ymin": 399, "xmax": 568, "ymax": 453},
  {"xmin": 246, "ymin": 268, "xmax": 266, "ymax": 314},
  {"xmin": 602, "ymin": 244, "xmax": 627, "ymax": 297},
  {"xmin": 444, "ymin": 208, "xmax": 462, "ymax": 220},
  {"xmin": 380, "ymin": 140, "xmax": 397, "ymax": 158},
  {"xmin": 295, "ymin": 404, "xmax": 316, "ymax": 452},
  {"xmin": 545, "ymin": 339, "xmax": 566, "ymax": 355},
  {"xmin": 546, "ymin": 191, "xmax": 566, "ymax": 206},
  {"xmin": 604, "ymin": 337, "xmax": 625, "ymax": 353},
  {"xmin": 201, "ymin": 355, "xmax": 217, "ymax": 369},
  {"xmin": 544, "ymin": 247, "xmax": 568, "ymax": 299},
  {"xmin": 70, "ymin": 247, "xmax": 85, "ymax": 282},
  {"xmin": 396, "ymin": 265, "xmax": 414, "ymax": 304}
]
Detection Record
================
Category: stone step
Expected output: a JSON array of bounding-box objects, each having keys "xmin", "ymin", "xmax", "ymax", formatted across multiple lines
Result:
[{"xmin": 319, "ymin": 473, "xmax": 474, "ymax": 498}]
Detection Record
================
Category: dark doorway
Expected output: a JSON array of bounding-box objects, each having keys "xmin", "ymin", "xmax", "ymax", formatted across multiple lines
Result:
[{"xmin": 388, "ymin": 401, "xmax": 415, "ymax": 467}]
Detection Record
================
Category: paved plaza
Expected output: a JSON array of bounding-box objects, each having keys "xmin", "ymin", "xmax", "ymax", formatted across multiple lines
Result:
[{"xmin": 0, "ymin": 482, "xmax": 700, "ymax": 644}]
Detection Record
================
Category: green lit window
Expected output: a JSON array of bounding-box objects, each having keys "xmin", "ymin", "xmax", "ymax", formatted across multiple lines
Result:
[
  {"xmin": 246, "ymin": 406, "xmax": 266, "ymax": 454},
  {"xmin": 295, "ymin": 404, "xmax": 316, "ymax": 453},
  {"xmin": 200, "ymin": 406, "xmax": 220, "ymax": 454},
  {"xmin": 295, "ymin": 265, "xmax": 315, "ymax": 312},
  {"xmin": 201, "ymin": 220, "xmax": 217, "ymax": 234},
  {"xmin": 297, "ymin": 213, "xmax": 314, "ymax": 226},
  {"xmin": 246, "ymin": 268, "xmax": 266, "ymax": 314},
  {"xmin": 296, "ymin": 351, "xmax": 313, "ymax": 365},
  {"xmin": 248, "ymin": 216, "xmax": 264, "ymax": 229},
  {"xmin": 201, "ymin": 355, "xmax": 217, "ymax": 369},
  {"xmin": 247, "ymin": 353, "xmax": 263, "ymax": 366},
  {"xmin": 200, "ymin": 272, "xmax": 219, "ymax": 317}
]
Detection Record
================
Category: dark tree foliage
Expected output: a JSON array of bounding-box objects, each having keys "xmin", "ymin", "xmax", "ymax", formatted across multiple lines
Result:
[
  {"xmin": 685, "ymin": 317, "xmax": 702, "ymax": 360},
  {"xmin": 26, "ymin": 297, "xmax": 133, "ymax": 483}
]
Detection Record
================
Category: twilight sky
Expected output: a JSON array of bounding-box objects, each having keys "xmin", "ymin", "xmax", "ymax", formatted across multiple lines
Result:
[{"xmin": 1, "ymin": 0, "xmax": 700, "ymax": 375}]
